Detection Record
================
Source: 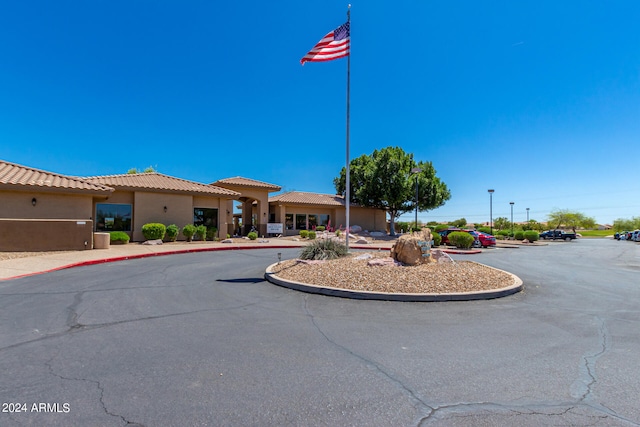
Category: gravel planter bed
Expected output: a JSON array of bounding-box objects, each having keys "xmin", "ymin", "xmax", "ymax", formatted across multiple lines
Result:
[{"xmin": 267, "ymin": 252, "xmax": 521, "ymax": 300}]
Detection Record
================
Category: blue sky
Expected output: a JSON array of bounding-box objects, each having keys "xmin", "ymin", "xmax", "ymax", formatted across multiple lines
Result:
[{"xmin": 2, "ymin": 1, "xmax": 639, "ymax": 225}]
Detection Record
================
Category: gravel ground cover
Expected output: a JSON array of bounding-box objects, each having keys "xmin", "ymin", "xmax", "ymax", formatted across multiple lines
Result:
[{"xmin": 269, "ymin": 252, "xmax": 515, "ymax": 294}]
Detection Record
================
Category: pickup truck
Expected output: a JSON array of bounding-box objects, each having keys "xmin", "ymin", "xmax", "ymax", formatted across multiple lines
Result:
[{"xmin": 539, "ymin": 230, "xmax": 577, "ymax": 241}]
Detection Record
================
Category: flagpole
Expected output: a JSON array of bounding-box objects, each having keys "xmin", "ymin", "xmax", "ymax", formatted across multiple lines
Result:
[{"xmin": 345, "ymin": 4, "xmax": 351, "ymax": 251}]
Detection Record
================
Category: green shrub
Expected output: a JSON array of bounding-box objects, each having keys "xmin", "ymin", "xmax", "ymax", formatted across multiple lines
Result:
[
  {"xmin": 195, "ymin": 225, "xmax": 207, "ymax": 241},
  {"xmin": 434, "ymin": 224, "xmax": 449, "ymax": 232},
  {"xmin": 395, "ymin": 221, "xmax": 411, "ymax": 233},
  {"xmin": 432, "ymin": 232, "xmax": 442, "ymax": 246},
  {"xmin": 109, "ymin": 231, "xmax": 130, "ymax": 244},
  {"xmin": 497, "ymin": 230, "xmax": 510, "ymax": 237},
  {"xmin": 141, "ymin": 223, "xmax": 166, "ymax": 240},
  {"xmin": 524, "ymin": 230, "xmax": 539, "ymax": 241},
  {"xmin": 308, "ymin": 231, "xmax": 317, "ymax": 240},
  {"xmin": 448, "ymin": 231, "xmax": 475, "ymax": 249},
  {"xmin": 315, "ymin": 226, "xmax": 326, "ymax": 232},
  {"xmin": 514, "ymin": 231, "xmax": 525, "ymax": 240},
  {"xmin": 247, "ymin": 231, "xmax": 258, "ymax": 240},
  {"xmin": 206, "ymin": 227, "xmax": 218, "ymax": 241},
  {"xmin": 165, "ymin": 224, "xmax": 179, "ymax": 242},
  {"xmin": 335, "ymin": 230, "xmax": 341, "ymax": 237},
  {"xmin": 299, "ymin": 238, "xmax": 348, "ymax": 260},
  {"xmin": 226, "ymin": 233, "xmax": 231, "ymax": 239},
  {"xmin": 299, "ymin": 230, "xmax": 309, "ymax": 239},
  {"xmin": 182, "ymin": 224, "xmax": 196, "ymax": 242},
  {"xmin": 477, "ymin": 227, "xmax": 491, "ymax": 235},
  {"xmin": 411, "ymin": 227, "xmax": 422, "ymax": 233}
]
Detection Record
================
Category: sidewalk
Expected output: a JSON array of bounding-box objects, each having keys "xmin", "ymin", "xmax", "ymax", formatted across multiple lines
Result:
[{"xmin": 0, "ymin": 238, "xmax": 398, "ymax": 281}]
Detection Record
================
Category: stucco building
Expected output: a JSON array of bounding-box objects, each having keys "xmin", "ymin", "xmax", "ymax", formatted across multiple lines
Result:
[{"xmin": 0, "ymin": 159, "xmax": 388, "ymax": 251}]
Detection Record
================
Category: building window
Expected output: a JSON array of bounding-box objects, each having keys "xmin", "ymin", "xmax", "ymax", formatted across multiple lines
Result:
[
  {"xmin": 308, "ymin": 214, "xmax": 318, "ymax": 229},
  {"xmin": 319, "ymin": 214, "xmax": 330, "ymax": 227},
  {"xmin": 285, "ymin": 214, "xmax": 293, "ymax": 230},
  {"xmin": 194, "ymin": 208, "xmax": 218, "ymax": 229},
  {"xmin": 96, "ymin": 203, "xmax": 132, "ymax": 232},
  {"xmin": 296, "ymin": 214, "xmax": 306, "ymax": 230}
]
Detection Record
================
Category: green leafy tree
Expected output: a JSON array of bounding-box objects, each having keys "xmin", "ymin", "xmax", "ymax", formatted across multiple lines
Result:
[
  {"xmin": 449, "ymin": 218, "xmax": 467, "ymax": 228},
  {"xmin": 127, "ymin": 166, "xmax": 157, "ymax": 174},
  {"xmin": 493, "ymin": 217, "xmax": 510, "ymax": 231},
  {"xmin": 547, "ymin": 209, "xmax": 597, "ymax": 233},
  {"xmin": 333, "ymin": 146, "xmax": 451, "ymax": 236},
  {"xmin": 613, "ymin": 217, "xmax": 640, "ymax": 232}
]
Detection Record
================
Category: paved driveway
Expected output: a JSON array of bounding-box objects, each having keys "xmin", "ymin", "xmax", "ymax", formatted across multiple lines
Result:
[{"xmin": 1, "ymin": 240, "xmax": 639, "ymax": 426}]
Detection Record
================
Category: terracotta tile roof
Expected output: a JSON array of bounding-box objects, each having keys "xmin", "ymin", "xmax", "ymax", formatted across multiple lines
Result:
[
  {"xmin": 0, "ymin": 160, "xmax": 114, "ymax": 194},
  {"xmin": 269, "ymin": 191, "xmax": 346, "ymax": 206},
  {"xmin": 83, "ymin": 173, "xmax": 240, "ymax": 197},
  {"xmin": 213, "ymin": 176, "xmax": 281, "ymax": 191}
]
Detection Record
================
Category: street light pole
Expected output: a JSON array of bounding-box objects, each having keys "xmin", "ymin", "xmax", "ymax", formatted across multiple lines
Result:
[
  {"xmin": 488, "ymin": 189, "xmax": 494, "ymax": 235},
  {"xmin": 526, "ymin": 207, "xmax": 530, "ymax": 222},
  {"xmin": 411, "ymin": 167, "xmax": 422, "ymax": 231},
  {"xmin": 510, "ymin": 202, "xmax": 515, "ymax": 238}
]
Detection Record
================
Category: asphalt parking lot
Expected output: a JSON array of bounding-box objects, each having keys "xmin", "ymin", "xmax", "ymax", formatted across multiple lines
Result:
[{"xmin": 1, "ymin": 239, "xmax": 639, "ymax": 426}]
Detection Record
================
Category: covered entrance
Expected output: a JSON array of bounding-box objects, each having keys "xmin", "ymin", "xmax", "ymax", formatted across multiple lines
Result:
[{"xmin": 211, "ymin": 177, "xmax": 281, "ymax": 237}]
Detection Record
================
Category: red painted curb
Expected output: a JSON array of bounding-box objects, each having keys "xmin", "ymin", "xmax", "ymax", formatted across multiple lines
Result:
[{"xmin": 1, "ymin": 244, "xmax": 478, "ymax": 281}]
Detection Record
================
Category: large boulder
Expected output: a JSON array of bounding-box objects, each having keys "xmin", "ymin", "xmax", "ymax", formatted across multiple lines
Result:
[{"xmin": 390, "ymin": 229, "xmax": 433, "ymax": 266}]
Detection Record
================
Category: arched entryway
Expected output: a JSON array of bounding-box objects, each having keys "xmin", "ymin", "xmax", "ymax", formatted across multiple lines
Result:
[{"xmin": 211, "ymin": 177, "xmax": 281, "ymax": 237}]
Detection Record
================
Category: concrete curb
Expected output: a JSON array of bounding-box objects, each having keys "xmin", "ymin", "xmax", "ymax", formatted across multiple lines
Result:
[
  {"xmin": 0, "ymin": 244, "xmax": 482, "ymax": 282},
  {"xmin": 264, "ymin": 262, "xmax": 523, "ymax": 302},
  {"xmin": 0, "ymin": 245, "xmax": 301, "ymax": 281}
]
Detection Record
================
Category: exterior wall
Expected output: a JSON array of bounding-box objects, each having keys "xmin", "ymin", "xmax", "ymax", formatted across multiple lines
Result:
[
  {"xmin": 0, "ymin": 219, "xmax": 94, "ymax": 251},
  {"xmin": 132, "ymin": 192, "xmax": 194, "ymax": 241},
  {"xmin": 274, "ymin": 206, "xmax": 336, "ymax": 236},
  {"xmin": 218, "ymin": 186, "xmax": 270, "ymax": 236},
  {"xmin": 349, "ymin": 207, "xmax": 387, "ymax": 232},
  {"xmin": 271, "ymin": 204, "xmax": 386, "ymax": 236},
  {"xmin": 0, "ymin": 190, "xmax": 94, "ymax": 220},
  {"xmin": 223, "ymin": 199, "xmax": 234, "ymax": 237},
  {"xmin": 193, "ymin": 195, "xmax": 227, "ymax": 239},
  {"xmin": 329, "ymin": 206, "xmax": 388, "ymax": 233}
]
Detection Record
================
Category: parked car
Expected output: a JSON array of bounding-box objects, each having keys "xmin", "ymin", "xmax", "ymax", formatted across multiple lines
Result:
[
  {"xmin": 632, "ymin": 230, "xmax": 640, "ymax": 242},
  {"xmin": 475, "ymin": 231, "xmax": 497, "ymax": 248},
  {"xmin": 540, "ymin": 230, "xmax": 577, "ymax": 241},
  {"xmin": 437, "ymin": 228, "xmax": 462, "ymax": 246},
  {"xmin": 438, "ymin": 228, "xmax": 494, "ymax": 248}
]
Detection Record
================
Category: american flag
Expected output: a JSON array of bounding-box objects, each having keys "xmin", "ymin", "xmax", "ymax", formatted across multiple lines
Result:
[{"xmin": 300, "ymin": 22, "xmax": 350, "ymax": 65}]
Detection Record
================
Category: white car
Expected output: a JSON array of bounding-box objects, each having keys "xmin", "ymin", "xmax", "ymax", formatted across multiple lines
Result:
[{"xmin": 632, "ymin": 230, "xmax": 640, "ymax": 242}]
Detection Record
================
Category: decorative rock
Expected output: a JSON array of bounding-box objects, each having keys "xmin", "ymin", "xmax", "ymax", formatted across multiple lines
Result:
[
  {"xmin": 354, "ymin": 253, "xmax": 373, "ymax": 260},
  {"xmin": 142, "ymin": 239, "xmax": 163, "ymax": 245},
  {"xmin": 431, "ymin": 249, "xmax": 454, "ymax": 263},
  {"xmin": 367, "ymin": 257, "xmax": 401, "ymax": 267},
  {"xmin": 350, "ymin": 225, "xmax": 363, "ymax": 233},
  {"xmin": 355, "ymin": 238, "xmax": 368, "ymax": 244},
  {"xmin": 221, "ymin": 239, "xmax": 233, "ymax": 243},
  {"xmin": 369, "ymin": 231, "xmax": 386, "ymax": 237},
  {"xmin": 390, "ymin": 229, "xmax": 433, "ymax": 266}
]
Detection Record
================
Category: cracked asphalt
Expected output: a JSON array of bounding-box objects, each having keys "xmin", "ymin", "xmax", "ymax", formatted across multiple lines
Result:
[{"xmin": 0, "ymin": 239, "xmax": 639, "ymax": 426}]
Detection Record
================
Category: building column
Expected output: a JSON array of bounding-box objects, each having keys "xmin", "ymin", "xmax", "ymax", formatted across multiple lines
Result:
[{"xmin": 242, "ymin": 200, "xmax": 252, "ymax": 235}]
